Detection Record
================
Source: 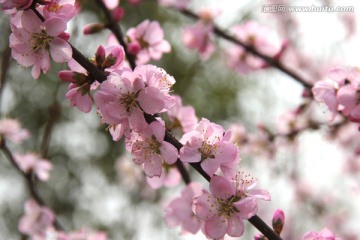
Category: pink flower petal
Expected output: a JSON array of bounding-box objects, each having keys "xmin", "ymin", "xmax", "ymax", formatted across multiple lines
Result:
[
  {"xmin": 204, "ymin": 216, "xmax": 228, "ymax": 239},
  {"xmin": 49, "ymin": 37, "xmax": 72, "ymax": 63},
  {"xmin": 209, "ymin": 176, "xmax": 235, "ymax": 199}
]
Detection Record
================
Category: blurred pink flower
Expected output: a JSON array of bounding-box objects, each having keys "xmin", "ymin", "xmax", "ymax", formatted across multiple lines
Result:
[
  {"xmin": 164, "ymin": 182, "xmax": 203, "ymax": 234},
  {"xmin": 302, "ymin": 228, "xmax": 341, "ymax": 240},
  {"xmin": 14, "ymin": 153, "xmax": 53, "ymax": 181},
  {"xmin": 126, "ymin": 20, "xmax": 171, "ymax": 64},
  {"xmin": 19, "ymin": 199, "xmax": 55, "ymax": 238},
  {"xmin": 0, "ymin": 118, "xmax": 30, "ymax": 143}
]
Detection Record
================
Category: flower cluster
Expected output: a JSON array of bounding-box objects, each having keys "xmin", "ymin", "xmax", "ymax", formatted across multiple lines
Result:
[
  {"xmin": 166, "ymin": 174, "xmax": 270, "ymax": 239},
  {"xmin": 312, "ymin": 67, "xmax": 360, "ymax": 123}
]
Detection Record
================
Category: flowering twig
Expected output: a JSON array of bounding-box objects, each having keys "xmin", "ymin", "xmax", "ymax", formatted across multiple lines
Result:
[
  {"xmin": 94, "ymin": 0, "xmax": 137, "ymax": 70},
  {"xmin": 28, "ymin": 6, "xmax": 281, "ymax": 240},
  {"xmin": 172, "ymin": 7, "xmax": 313, "ymax": 90},
  {"xmin": 0, "ymin": 138, "xmax": 64, "ymax": 231}
]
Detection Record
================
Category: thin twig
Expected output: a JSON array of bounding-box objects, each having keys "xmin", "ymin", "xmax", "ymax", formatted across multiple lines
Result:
[
  {"xmin": 177, "ymin": 8, "xmax": 312, "ymax": 90},
  {"xmin": 0, "ymin": 138, "xmax": 64, "ymax": 231},
  {"xmin": 94, "ymin": 0, "xmax": 137, "ymax": 70},
  {"xmin": 40, "ymin": 101, "xmax": 61, "ymax": 158}
]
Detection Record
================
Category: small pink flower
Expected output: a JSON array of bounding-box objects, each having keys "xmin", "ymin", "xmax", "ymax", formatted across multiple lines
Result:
[
  {"xmin": 193, "ymin": 175, "xmax": 270, "ymax": 239},
  {"xmin": 182, "ymin": 23, "xmax": 215, "ymax": 60},
  {"xmin": 14, "ymin": 153, "xmax": 53, "ymax": 181},
  {"xmin": 146, "ymin": 164, "xmax": 181, "ymax": 189},
  {"xmin": 126, "ymin": 20, "xmax": 171, "ymax": 64},
  {"xmin": 301, "ymin": 228, "xmax": 341, "ymax": 240},
  {"xmin": 164, "ymin": 182, "xmax": 203, "ymax": 234},
  {"xmin": 19, "ymin": 199, "xmax": 55, "ymax": 238},
  {"xmin": 179, "ymin": 118, "xmax": 238, "ymax": 176},
  {"xmin": 226, "ymin": 21, "xmax": 282, "ymax": 75},
  {"xmin": 10, "ymin": 11, "xmax": 72, "ymax": 79},
  {"xmin": 167, "ymin": 95, "xmax": 198, "ymax": 133},
  {"xmin": 129, "ymin": 121, "xmax": 178, "ymax": 177},
  {"xmin": 42, "ymin": 0, "xmax": 76, "ymax": 21},
  {"xmin": 0, "ymin": 118, "xmax": 30, "ymax": 143}
]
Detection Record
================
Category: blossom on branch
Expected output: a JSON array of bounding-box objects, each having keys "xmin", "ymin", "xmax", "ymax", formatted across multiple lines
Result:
[
  {"xmin": 126, "ymin": 20, "xmax": 171, "ymax": 64},
  {"xmin": 9, "ymin": 10, "xmax": 72, "ymax": 79},
  {"xmin": 179, "ymin": 118, "xmax": 239, "ymax": 176},
  {"xmin": 192, "ymin": 175, "xmax": 270, "ymax": 239},
  {"xmin": 0, "ymin": 118, "xmax": 30, "ymax": 143},
  {"xmin": 14, "ymin": 153, "xmax": 53, "ymax": 181}
]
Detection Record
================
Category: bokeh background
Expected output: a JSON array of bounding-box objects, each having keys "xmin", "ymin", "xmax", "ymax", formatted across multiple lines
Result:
[{"xmin": 1, "ymin": 0, "xmax": 360, "ymax": 239}]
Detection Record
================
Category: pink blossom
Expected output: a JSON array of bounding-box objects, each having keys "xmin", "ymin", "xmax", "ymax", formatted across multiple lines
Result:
[
  {"xmin": 158, "ymin": 0, "xmax": 190, "ymax": 9},
  {"xmin": 226, "ymin": 21, "xmax": 282, "ymax": 74},
  {"xmin": 167, "ymin": 95, "xmax": 198, "ymax": 133},
  {"xmin": 192, "ymin": 175, "xmax": 270, "ymax": 239},
  {"xmin": 0, "ymin": 118, "xmax": 30, "ymax": 143},
  {"xmin": 19, "ymin": 199, "xmax": 55, "ymax": 238},
  {"xmin": 126, "ymin": 20, "xmax": 171, "ymax": 64},
  {"xmin": 146, "ymin": 164, "xmax": 181, "ymax": 189},
  {"xmin": 129, "ymin": 121, "xmax": 178, "ymax": 177},
  {"xmin": 42, "ymin": 0, "xmax": 76, "ymax": 21},
  {"xmin": 1, "ymin": 0, "xmax": 33, "ymax": 12},
  {"xmin": 9, "ymin": 11, "xmax": 72, "ymax": 79},
  {"xmin": 182, "ymin": 23, "xmax": 214, "ymax": 60},
  {"xmin": 14, "ymin": 153, "xmax": 53, "ymax": 181},
  {"xmin": 302, "ymin": 228, "xmax": 342, "ymax": 240},
  {"xmin": 179, "ymin": 118, "xmax": 238, "ymax": 176},
  {"xmin": 164, "ymin": 182, "xmax": 203, "ymax": 234},
  {"xmin": 336, "ymin": 70, "xmax": 360, "ymax": 122},
  {"xmin": 134, "ymin": 64, "xmax": 176, "ymax": 110}
]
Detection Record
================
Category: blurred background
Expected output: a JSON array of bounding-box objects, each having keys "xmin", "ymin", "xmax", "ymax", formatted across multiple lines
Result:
[{"xmin": 1, "ymin": 0, "xmax": 360, "ymax": 239}]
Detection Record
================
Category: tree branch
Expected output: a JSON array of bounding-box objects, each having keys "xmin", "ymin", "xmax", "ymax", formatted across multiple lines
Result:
[{"xmin": 0, "ymin": 138, "xmax": 64, "ymax": 231}]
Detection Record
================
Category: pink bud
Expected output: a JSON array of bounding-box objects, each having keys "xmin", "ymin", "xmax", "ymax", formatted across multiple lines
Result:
[
  {"xmin": 272, "ymin": 209, "xmax": 285, "ymax": 235},
  {"xmin": 83, "ymin": 23, "xmax": 105, "ymax": 35},
  {"xmin": 58, "ymin": 70, "xmax": 75, "ymax": 83},
  {"xmin": 112, "ymin": 7, "xmax": 124, "ymax": 22},
  {"xmin": 58, "ymin": 32, "xmax": 70, "ymax": 41},
  {"xmin": 254, "ymin": 234, "xmax": 265, "ymax": 240},
  {"xmin": 95, "ymin": 45, "xmax": 106, "ymax": 67},
  {"xmin": 128, "ymin": 41, "xmax": 141, "ymax": 55}
]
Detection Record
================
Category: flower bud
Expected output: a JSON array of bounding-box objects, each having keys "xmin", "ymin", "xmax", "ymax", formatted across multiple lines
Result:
[
  {"xmin": 83, "ymin": 23, "xmax": 105, "ymax": 35},
  {"xmin": 112, "ymin": 7, "xmax": 124, "ymax": 22},
  {"xmin": 95, "ymin": 45, "xmax": 106, "ymax": 67},
  {"xmin": 128, "ymin": 41, "xmax": 141, "ymax": 55},
  {"xmin": 272, "ymin": 209, "xmax": 285, "ymax": 235}
]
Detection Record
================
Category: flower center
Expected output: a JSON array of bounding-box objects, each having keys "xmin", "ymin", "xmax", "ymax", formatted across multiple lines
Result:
[
  {"xmin": 46, "ymin": 2, "xmax": 63, "ymax": 13},
  {"xmin": 198, "ymin": 141, "xmax": 216, "ymax": 161},
  {"xmin": 216, "ymin": 195, "xmax": 240, "ymax": 218},
  {"xmin": 31, "ymin": 30, "xmax": 53, "ymax": 53},
  {"xmin": 119, "ymin": 91, "xmax": 140, "ymax": 112},
  {"xmin": 139, "ymin": 38, "xmax": 149, "ymax": 49},
  {"xmin": 145, "ymin": 135, "xmax": 161, "ymax": 155}
]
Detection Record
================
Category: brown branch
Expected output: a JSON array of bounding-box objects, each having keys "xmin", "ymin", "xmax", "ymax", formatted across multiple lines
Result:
[
  {"xmin": 0, "ymin": 138, "xmax": 64, "ymax": 231},
  {"xmin": 40, "ymin": 101, "xmax": 61, "ymax": 158},
  {"xmin": 94, "ymin": 0, "xmax": 137, "ymax": 70},
  {"xmin": 177, "ymin": 8, "xmax": 312, "ymax": 91}
]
